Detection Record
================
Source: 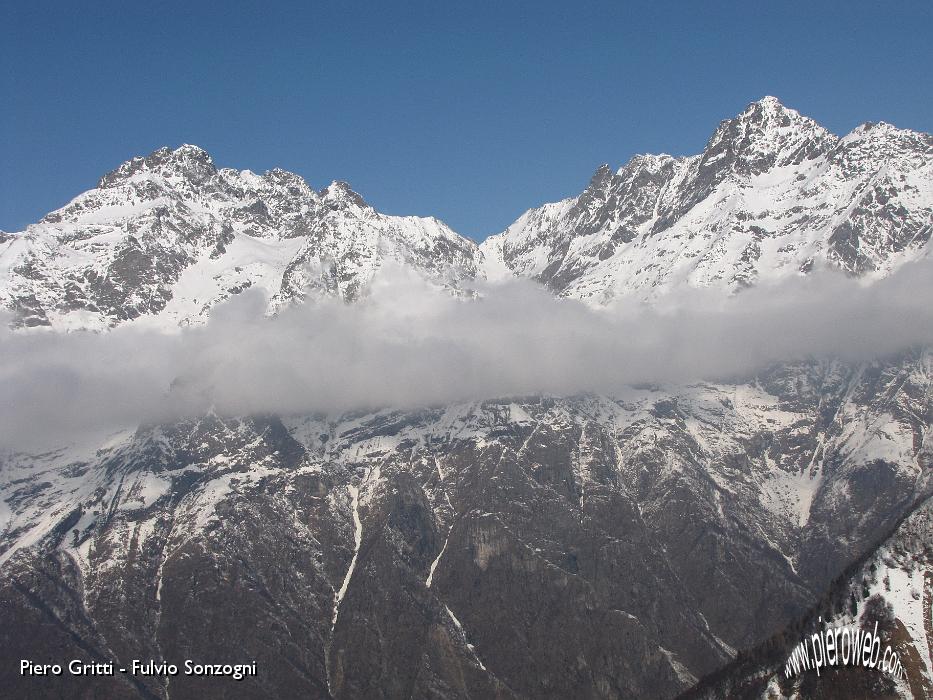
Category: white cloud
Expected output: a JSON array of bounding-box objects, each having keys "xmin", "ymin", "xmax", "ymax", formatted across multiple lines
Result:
[{"xmin": 3, "ymin": 260, "xmax": 933, "ymax": 450}]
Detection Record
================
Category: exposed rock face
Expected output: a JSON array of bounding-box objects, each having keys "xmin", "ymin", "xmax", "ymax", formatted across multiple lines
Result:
[
  {"xmin": 1, "ymin": 98, "xmax": 933, "ymax": 699},
  {"xmin": 681, "ymin": 495, "xmax": 933, "ymax": 700},
  {"xmin": 2, "ymin": 354, "xmax": 931, "ymax": 698}
]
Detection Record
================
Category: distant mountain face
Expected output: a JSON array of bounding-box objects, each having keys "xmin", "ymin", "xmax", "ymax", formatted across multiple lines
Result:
[
  {"xmin": 0, "ymin": 144, "xmax": 478, "ymax": 329},
  {"xmin": 479, "ymin": 97, "xmax": 933, "ymax": 303},
  {"xmin": 1, "ymin": 99, "xmax": 932, "ymax": 700},
  {"xmin": 2, "ymin": 355, "xmax": 931, "ymax": 699}
]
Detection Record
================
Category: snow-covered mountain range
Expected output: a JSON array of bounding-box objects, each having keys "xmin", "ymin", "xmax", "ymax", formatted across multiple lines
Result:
[
  {"xmin": 480, "ymin": 96, "xmax": 933, "ymax": 302},
  {"xmin": 1, "ymin": 144, "xmax": 477, "ymax": 330},
  {"xmin": 1, "ymin": 98, "xmax": 931, "ymax": 700},
  {"xmin": 2, "ymin": 97, "xmax": 932, "ymax": 330}
]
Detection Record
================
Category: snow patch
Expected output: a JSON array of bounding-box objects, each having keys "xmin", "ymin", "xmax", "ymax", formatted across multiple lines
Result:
[{"xmin": 332, "ymin": 484, "xmax": 362, "ymax": 628}]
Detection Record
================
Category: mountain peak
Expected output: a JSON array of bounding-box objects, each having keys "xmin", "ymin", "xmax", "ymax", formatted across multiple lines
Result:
[
  {"xmin": 171, "ymin": 143, "xmax": 212, "ymax": 159},
  {"xmin": 259, "ymin": 167, "xmax": 318, "ymax": 197},
  {"xmin": 620, "ymin": 153, "xmax": 678, "ymax": 175},
  {"xmin": 98, "ymin": 144, "xmax": 217, "ymax": 189},
  {"xmin": 321, "ymin": 180, "xmax": 369, "ymax": 210},
  {"xmin": 587, "ymin": 163, "xmax": 614, "ymax": 188},
  {"xmin": 732, "ymin": 95, "xmax": 811, "ymax": 131},
  {"xmin": 751, "ymin": 94, "xmax": 786, "ymax": 110},
  {"xmin": 696, "ymin": 96, "xmax": 835, "ymax": 178}
]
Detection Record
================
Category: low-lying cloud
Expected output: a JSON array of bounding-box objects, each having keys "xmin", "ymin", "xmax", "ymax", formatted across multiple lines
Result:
[{"xmin": 3, "ymin": 260, "xmax": 933, "ymax": 450}]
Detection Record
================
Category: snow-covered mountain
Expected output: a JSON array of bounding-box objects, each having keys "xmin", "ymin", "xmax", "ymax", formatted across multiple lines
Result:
[
  {"xmin": 0, "ymin": 144, "xmax": 477, "ymax": 330},
  {"xmin": 1, "ymin": 98, "xmax": 932, "ymax": 699},
  {"xmin": 3, "ymin": 97, "xmax": 932, "ymax": 329},
  {"xmin": 479, "ymin": 97, "xmax": 933, "ymax": 303}
]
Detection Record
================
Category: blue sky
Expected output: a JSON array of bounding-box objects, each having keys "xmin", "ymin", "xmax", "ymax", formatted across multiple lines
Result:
[{"xmin": 3, "ymin": 1, "xmax": 931, "ymax": 240}]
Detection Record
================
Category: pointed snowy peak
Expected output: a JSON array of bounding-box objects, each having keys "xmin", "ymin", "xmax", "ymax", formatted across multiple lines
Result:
[
  {"xmin": 739, "ymin": 95, "xmax": 798, "ymax": 122},
  {"xmin": 697, "ymin": 97, "xmax": 836, "ymax": 178},
  {"xmin": 713, "ymin": 96, "xmax": 820, "ymax": 139},
  {"xmin": 261, "ymin": 167, "xmax": 317, "ymax": 194},
  {"xmin": 574, "ymin": 164, "xmax": 619, "ymax": 212},
  {"xmin": 753, "ymin": 95, "xmax": 784, "ymax": 108},
  {"xmin": 618, "ymin": 153, "xmax": 678, "ymax": 175},
  {"xmin": 588, "ymin": 163, "xmax": 614, "ymax": 187},
  {"xmin": 170, "ymin": 143, "xmax": 214, "ymax": 163},
  {"xmin": 321, "ymin": 180, "xmax": 369, "ymax": 210},
  {"xmin": 841, "ymin": 119, "xmax": 933, "ymax": 153},
  {"xmin": 724, "ymin": 96, "xmax": 829, "ymax": 141},
  {"xmin": 98, "ymin": 144, "xmax": 217, "ymax": 189},
  {"xmin": 569, "ymin": 164, "xmax": 618, "ymax": 212}
]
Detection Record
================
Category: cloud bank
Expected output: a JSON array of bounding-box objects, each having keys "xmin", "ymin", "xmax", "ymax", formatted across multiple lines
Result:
[{"xmin": 3, "ymin": 261, "xmax": 933, "ymax": 450}]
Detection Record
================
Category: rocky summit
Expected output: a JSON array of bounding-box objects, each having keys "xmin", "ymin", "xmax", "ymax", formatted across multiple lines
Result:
[{"xmin": 1, "ymin": 98, "xmax": 932, "ymax": 699}]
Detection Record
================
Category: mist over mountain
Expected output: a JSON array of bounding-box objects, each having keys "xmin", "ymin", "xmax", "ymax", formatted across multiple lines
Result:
[
  {"xmin": 1, "ymin": 98, "xmax": 932, "ymax": 699},
  {"xmin": 3, "ymin": 260, "xmax": 933, "ymax": 453}
]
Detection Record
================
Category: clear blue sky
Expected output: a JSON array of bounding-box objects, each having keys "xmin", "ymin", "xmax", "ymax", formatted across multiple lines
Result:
[{"xmin": 3, "ymin": 1, "xmax": 931, "ymax": 240}]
